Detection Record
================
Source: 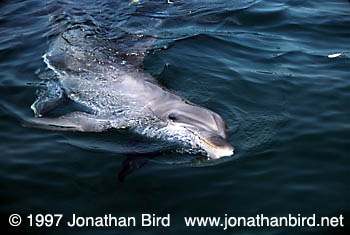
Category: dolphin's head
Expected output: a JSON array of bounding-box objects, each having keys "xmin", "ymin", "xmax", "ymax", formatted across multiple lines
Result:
[{"xmin": 152, "ymin": 100, "xmax": 234, "ymax": 159}]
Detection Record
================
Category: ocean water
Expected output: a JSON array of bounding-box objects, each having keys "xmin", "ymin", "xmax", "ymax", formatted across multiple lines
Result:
[{"xmin": 0, "ymin": 0, "xmax": 349, "ymax": 234}]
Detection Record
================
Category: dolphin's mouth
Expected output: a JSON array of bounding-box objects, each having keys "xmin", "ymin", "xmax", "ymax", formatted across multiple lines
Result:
[{"xmin": 184, "ymin": 127, "xmax": 234, "ymax": 159}]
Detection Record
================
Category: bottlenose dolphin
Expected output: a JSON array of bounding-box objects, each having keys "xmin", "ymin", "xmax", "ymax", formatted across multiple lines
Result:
[{"xmin": 28, "ymin": 27, "xmax": 234, "ymax": 159}]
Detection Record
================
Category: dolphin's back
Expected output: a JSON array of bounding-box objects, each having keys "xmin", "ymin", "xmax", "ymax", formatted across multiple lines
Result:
[{"xmin": 43, "ymin": 29, "xmax": 155, "ymax": 116}]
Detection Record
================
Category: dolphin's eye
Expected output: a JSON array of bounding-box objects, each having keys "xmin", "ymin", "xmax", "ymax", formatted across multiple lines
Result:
[{"xmin": 168, "ymin": 113, "xmax": 177, "ymax": 121}]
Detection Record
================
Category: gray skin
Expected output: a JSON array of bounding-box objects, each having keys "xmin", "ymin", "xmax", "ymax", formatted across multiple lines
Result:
[{"xmin": 28, "ymin": 29, "xmax": 234, "ymax": 159}]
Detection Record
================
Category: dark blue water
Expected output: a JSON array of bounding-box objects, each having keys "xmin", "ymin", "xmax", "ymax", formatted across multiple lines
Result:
[{"xmin": 1, "ymin": 0, "xmax": 349, "ymax": 234}]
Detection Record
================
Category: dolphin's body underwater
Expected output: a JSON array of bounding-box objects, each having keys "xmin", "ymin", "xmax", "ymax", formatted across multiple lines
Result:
[{"xmin": 29, "ymin": 21, "xmax": 234, "ymax": 159}]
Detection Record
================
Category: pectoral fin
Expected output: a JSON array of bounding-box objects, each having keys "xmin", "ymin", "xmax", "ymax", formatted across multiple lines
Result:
[
  {"xmin": 31, "ymin": 80, "xmax": 66, "ymax": 117},
  {"xmin": 24, "ymin": 112, "xmax": 111, "ymax": 132}
]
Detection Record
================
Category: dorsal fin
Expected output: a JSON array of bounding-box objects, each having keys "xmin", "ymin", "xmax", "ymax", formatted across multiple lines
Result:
[
  {"xmin": 44, "ymin": 0, "xmax": 159, "ymax": 73},
  {"xmin": 99, "ymin": 31, "xmax": 156, "ymax": 69},
  {"xmin": 44, "ymin": 27, "xmax": 156, "ymax": 77}
]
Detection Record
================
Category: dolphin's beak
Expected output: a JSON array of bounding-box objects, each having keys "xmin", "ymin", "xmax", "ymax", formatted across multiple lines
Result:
[
  {"xmin": 201, "ymin": 136, "xmax": 234, "ymax": 159},
  {"xmin": 195, "ymin": 130, "xmax": 235, "ymax": 159}
]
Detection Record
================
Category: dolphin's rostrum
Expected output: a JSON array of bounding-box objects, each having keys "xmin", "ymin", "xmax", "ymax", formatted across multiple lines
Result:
[{"xmin": 28, "ymin": 28, "xmax": 234, "ymax": 159}]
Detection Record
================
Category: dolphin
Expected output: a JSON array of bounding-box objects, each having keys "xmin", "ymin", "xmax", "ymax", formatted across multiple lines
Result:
[{"xmin": 28, "ymin": 28, "xmax": 234, "ymax": 159}]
